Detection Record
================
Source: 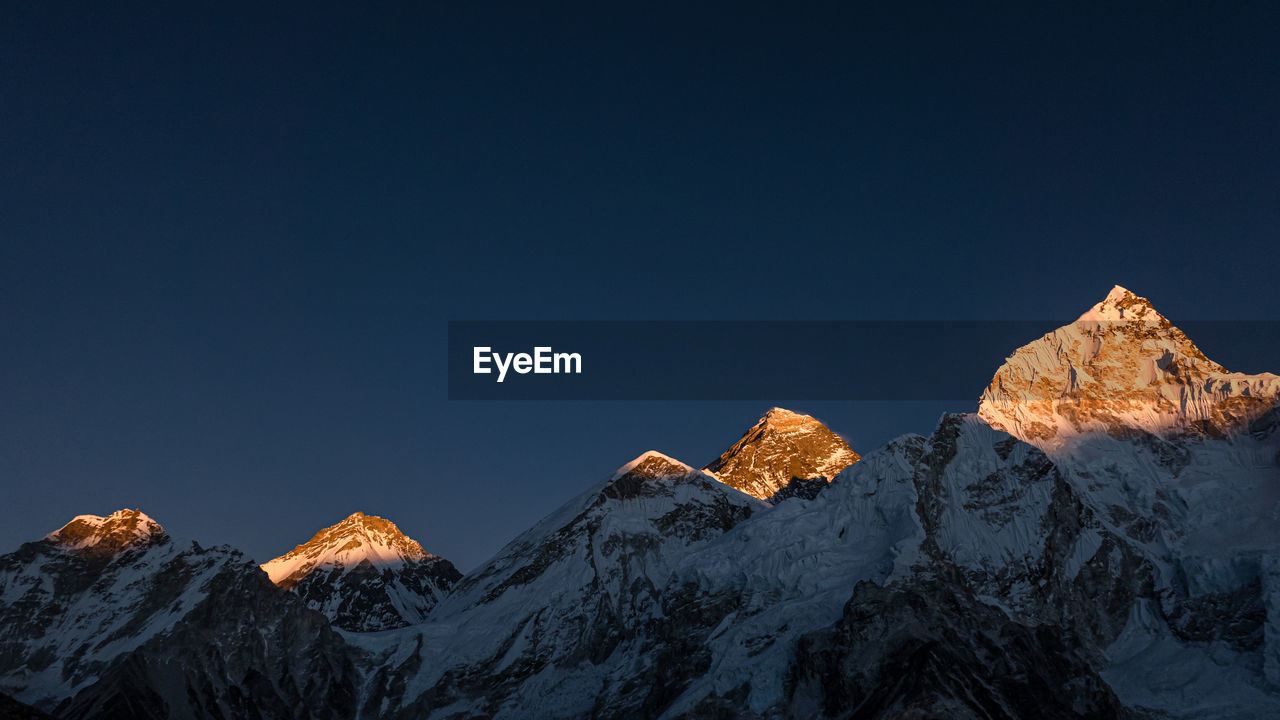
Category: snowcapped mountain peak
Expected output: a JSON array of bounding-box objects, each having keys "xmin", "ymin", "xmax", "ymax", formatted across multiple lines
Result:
[
  {"xmin": 980, "ymin": 286, "xmax": 1280, "ymax": 450},
  {"xmin": 704, "ymin": 407, "xmax": 860, "ymax": 502},
  {"xmin": 610, "ymin": 450, "xmax": 695, "ymax": 482},
  {"xmin": 261, "ymin": 511, "xmax": 432, "ymax": 587},
  {"xmin": 261, "ymin": 511, "xmax": 460, "ymax": 631},
  {"xmin": 45, "ymin": 509, "xmax": 166, "ymax": 556},
  {"xmin": 1076, "ymin": 285, "xmax": 1170, "ymax": 325},
  {"xmin": 604, "ymin": 451, "xmax": 706, "ymax": 500}
]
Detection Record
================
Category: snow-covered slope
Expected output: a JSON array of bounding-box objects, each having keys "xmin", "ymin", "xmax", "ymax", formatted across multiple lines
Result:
[
  {"xmin": 704, "ymin": 407, "xmax": 860, "ymax": 502},
  {"xmin": 653, "ymin": 413, "xmax": 1130, "ymax": 717},
  {"xmin": 349, "ymin": 451, "xmax": 768, "ymax": 719},
  {"xmin": 0, "ymin": 510, "xmax": 358, "ymax": 719},
  {"xmin": 262, "ymin": 512, "xmax": 460, "ymax": 632},
  {"xmin": 345, "ymin": 424, "xmax": 1135, "ymax": 718},
  {"xmin": 978, "ymin": 285, "xmax": 1280, "ymax": 718}
]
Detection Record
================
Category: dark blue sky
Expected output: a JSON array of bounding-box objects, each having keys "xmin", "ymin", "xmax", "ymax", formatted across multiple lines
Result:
[{"xmin": 2, "ymin": 4, "xmax": 1278, "ymax": 569}]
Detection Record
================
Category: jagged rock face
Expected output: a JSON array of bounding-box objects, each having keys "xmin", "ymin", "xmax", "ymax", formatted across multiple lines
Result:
[
  {"xmin": 349, "ymin": 451, "xmax": 767, "ymax": 719},
  {"xmin": 787, "ymin": 579, "xmax": 1129, "ymax": 720},
  {"xmin": 0, "ymin": 691, "xmax": 56, "ymax": 719},
  {"xmin": 0, "ymin": 512, "xmax": 358, "ymax": 719},
  {"xmin": 705, "ymin": 408, "xmax": 860, "ymax": 502},
  {"xmin": 283, "ymin": 561, "xmax": 460, "ymax": 633},
  {"xmin": 979, "ymin": 285, "xmax": 1280, "ymax": 449},
  {"xmin": 262, "ymin": 512, "xmax": 460, "ymax": 632}
]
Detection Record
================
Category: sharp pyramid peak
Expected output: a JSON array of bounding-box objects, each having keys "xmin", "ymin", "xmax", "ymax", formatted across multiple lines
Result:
[
  {"xmin": 1076, "ymin": 285, "xmax": 1168, "ymax": 325},
  {"xmin": 705, "ymin": 408, "xmax": 860, "ymax": 501},
  {"xmin": 980, "ymin": 285, "xmax": 1280, "ymax": 448}
]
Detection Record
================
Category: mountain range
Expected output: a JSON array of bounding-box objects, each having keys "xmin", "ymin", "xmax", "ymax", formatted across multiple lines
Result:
[{"xmin": 1, "ymin": 285, "xmax": 1278, "ymax": 719}]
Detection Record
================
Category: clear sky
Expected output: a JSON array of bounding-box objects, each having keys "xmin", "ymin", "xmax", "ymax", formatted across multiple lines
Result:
[{"xmin": 2, "ymin": 4, "xmax": 1278, "ymax": 570}]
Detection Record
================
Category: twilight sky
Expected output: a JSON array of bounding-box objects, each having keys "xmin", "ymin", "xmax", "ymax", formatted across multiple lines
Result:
[{"xmin": 2, "ymin": 4, "xmax": 1279, "ymax": 570}]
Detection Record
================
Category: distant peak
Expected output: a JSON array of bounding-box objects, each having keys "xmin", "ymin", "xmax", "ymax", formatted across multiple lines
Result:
[
  {"xmin": 611, "ymin": 451, "xmax": 695, "ymax": 482},
  {"xmin": 262, "ymin": 511, "xmax": 437, "ymax": 587},
  {"xmin": 46, "ymin": 509, "xmax": 166, "ymax": 556},
  {"xmin": 705, "ymin": 409, "xmax": 860, "ymax": 501},
  {"xmin": 602, "ymin": 451, "xmax": 704, "ymax": 501}
]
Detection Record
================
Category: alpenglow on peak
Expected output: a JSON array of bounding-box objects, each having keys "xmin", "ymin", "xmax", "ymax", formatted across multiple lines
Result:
[
  {"xmin": 45, "ymin": 509, "xmax": 166, "ymax": 556},
  {"xmin": 610, "ymin": 451, "xmax": 696, "ymax": 482},
  {"xmin": 979, "ymin": 285, "xmax": 1280, "ymax": 450},
  {"xmin": 262, "ymin": 511, "xmax": 436, "ymax": 587},
  {"xmin": 262, "ymin": 512, "xmax": 461, "ymax": 632},
  {"xmin": 704, "ymin": 408, "xmax": 860, "ymax": 502},
  {"xmin": 1075, "ymin": 284, "xmax": 1170, "ymax": 325}
]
